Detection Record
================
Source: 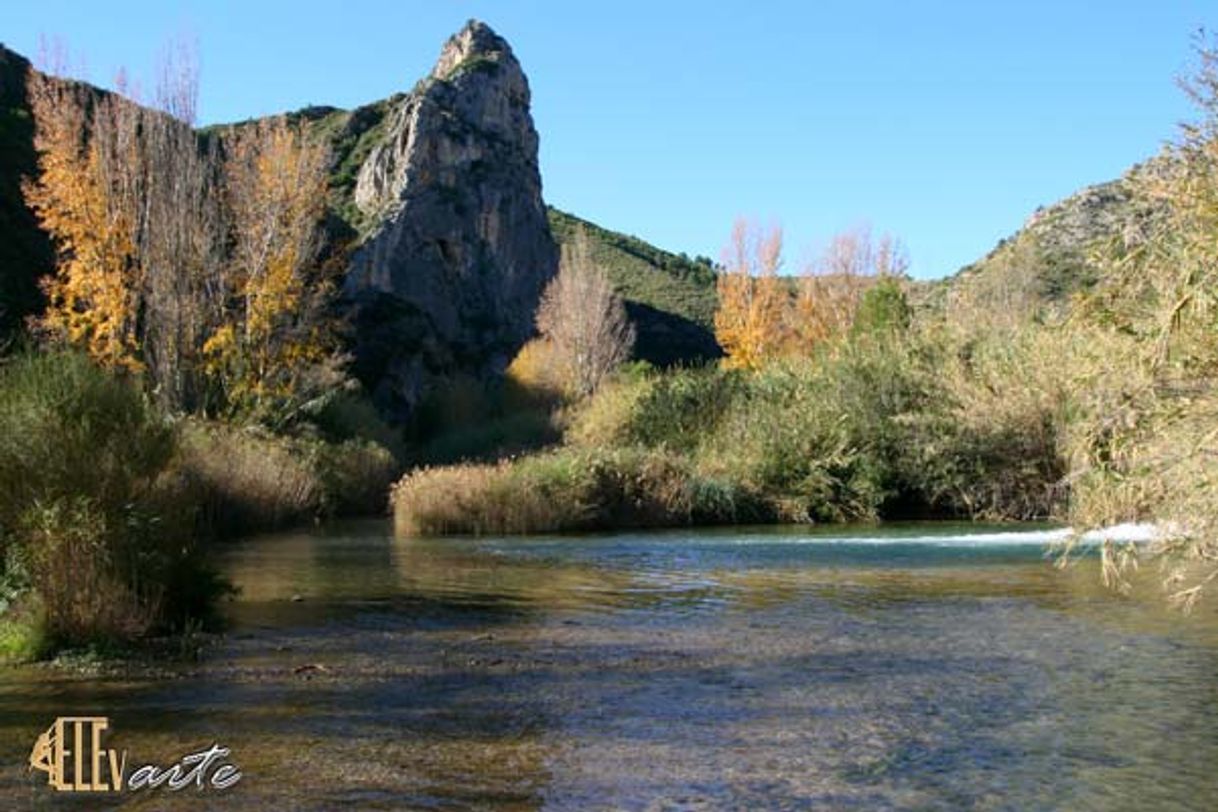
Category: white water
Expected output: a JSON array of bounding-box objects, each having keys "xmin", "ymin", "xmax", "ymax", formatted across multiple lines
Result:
[{"xmin": 726, "ymin": 522, "xmax": 1163, "ymax": 547}]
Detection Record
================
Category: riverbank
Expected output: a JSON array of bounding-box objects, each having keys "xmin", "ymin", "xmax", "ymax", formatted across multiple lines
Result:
[{"xmin": 0, "ymin": 352, "xmax": 400, "ymax": 663}]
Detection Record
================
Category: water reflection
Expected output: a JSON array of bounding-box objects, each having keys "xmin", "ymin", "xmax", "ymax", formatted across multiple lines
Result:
[{"xmin": 0, "ymin": 521, "xmax": 1215, "ymax": 809}]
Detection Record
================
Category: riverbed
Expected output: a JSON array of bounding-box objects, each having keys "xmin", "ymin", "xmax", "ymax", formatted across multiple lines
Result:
[{"xmin": 0, "ymin": 521, "xmax": 1215, "ymax": 810}]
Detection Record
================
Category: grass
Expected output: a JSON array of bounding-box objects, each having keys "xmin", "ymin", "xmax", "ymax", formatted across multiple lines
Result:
[{"xmin": 393, "ymin": 446, "xmax": 767, "ymax": 536}]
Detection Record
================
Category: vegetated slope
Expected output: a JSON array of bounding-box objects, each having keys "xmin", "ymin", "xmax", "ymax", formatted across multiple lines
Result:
[
  {"xmin": 931, "ymin": 160, "xmax": 1167, "ymax": 318},
  {"xmin": 547, "ymin": 207, "xmax": 722, "ymax": 365}
]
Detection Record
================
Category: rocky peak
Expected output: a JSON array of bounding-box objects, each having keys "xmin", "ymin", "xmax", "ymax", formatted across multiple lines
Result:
[
  {"xmin": 431, "ymin": 20, "xmax": 513, "ymax": 81},
  {"xmin": 343, "ymin": 20, "xmax": 557, "ymax": 420}
]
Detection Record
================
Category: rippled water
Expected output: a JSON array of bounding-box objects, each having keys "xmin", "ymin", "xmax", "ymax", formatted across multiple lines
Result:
[{"xmin": 1, "ymin": 521, "xmax": 1216, "ymax": 810}]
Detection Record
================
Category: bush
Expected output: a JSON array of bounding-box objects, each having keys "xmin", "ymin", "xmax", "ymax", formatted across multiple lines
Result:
[
  {"xmin": 176, "ymin": 422, "xmax": 323, "ymax": 538},
  {"xmin": 307, "ymin": 390, "xmax": 406, "ymax": 462},
  {"xmin": 410, "ymin": 363, "xmax": 563, "ymax": 466},
  {"xmin": 313, "ymin": 439, "xmax": 399, "ymax": 516},
  {"xmin": 0, "ymin": 352, "xmax": 219, "ymax": 645}
]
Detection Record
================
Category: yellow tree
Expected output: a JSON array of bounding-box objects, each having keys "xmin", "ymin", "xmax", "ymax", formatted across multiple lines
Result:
[
  {"xmin": 205, "ymin": 117, "xmax": 341, "ymax": 421},
  {"xmin": 713, "ymin": 219, "xmax": 788, "ymax": 369},
  {"xmin": 23, "ymin": 74, "xmax": 142, "ymax": 370}
]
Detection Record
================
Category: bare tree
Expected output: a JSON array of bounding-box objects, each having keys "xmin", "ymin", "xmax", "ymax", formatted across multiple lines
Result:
[
  {"xmin": 139, "ymin": 39, "xmax": 225, "ymax": 411},
  {"xmin": 536, "ymin": 227, "xmax": 635, "ymax": 397},
  {"xmin": 104, "ymin": 39, "xmax": 224, "ymax": 412}
]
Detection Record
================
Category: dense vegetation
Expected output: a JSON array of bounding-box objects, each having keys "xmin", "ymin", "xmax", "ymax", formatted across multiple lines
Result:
[
  {"xmin": 0, "ymin": 47, "xmax": 403, "ymax": 660},
  {"xmin": 0, "ymin": 351, "xmax": 398, "ymax": 659},
  {"xmin": 395, "ymin": 299, "xmax": 1067, "ymax": 535}
]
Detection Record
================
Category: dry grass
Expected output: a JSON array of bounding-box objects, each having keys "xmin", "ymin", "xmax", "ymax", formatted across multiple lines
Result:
[
  {"xmin": 393, "ymin": 447, "xmax": 764, "ymax": 537},
  {"xmin": 176, "ymin": 421, "xmax": 400, "ymax": 537},
  {"xmin": 177, "ymin": 422, "xmax": 323, "ymax": 537}
]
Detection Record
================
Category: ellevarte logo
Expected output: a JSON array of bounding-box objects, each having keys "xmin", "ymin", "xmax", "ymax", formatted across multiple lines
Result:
[{"xmin": 29, "ymin": 717, "xmax": 241, "ymax": 794}]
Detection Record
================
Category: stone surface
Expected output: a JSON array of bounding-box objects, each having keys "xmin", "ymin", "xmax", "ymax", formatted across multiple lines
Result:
[{"xmin": 342, "ymin": 21, "xmax": 558, "ymax": 419}]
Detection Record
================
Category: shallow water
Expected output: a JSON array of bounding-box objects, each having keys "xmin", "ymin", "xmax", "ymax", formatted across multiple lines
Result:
[{"xmin": 1, "ymin": 521, "xmax": 1216, "ymax": 810}]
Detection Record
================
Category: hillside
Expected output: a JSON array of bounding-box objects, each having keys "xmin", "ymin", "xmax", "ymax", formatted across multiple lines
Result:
[
  {"xmin": 936, "ymin": 160, "xmax": 1167, "ymax": 319},
  {"xmin": 546, "ymin": 208, "xmax": 722, "ymax": 365}
]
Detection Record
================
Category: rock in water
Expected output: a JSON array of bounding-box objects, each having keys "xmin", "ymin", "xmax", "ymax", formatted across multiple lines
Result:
[{"xmin": 343, "ymin": 20, "xmax": 558, "ymax": 420}]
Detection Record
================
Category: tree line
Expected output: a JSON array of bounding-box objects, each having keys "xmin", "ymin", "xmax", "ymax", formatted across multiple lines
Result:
[{"xmin": 22, "ymin": 43, "xmax": 343, "ymax": 426}]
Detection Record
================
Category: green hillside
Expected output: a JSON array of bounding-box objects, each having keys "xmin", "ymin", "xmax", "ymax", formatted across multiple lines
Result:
[{"xmin": 547, "ymin": 207, "xmax": 721, "ymax": 365}]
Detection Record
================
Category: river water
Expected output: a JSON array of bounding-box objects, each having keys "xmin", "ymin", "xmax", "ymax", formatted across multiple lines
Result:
[{"xmin": 0, "ymin": 521, "xmax": 1215, "ymax": 810}]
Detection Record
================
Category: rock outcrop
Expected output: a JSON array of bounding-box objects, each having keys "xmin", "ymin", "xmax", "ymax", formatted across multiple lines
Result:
[{"xmin": 342, "ymin": 21, "xmax": 557, "ymax": 418}]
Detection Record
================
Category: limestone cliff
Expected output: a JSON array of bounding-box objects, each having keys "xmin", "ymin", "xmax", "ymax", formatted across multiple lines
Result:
[{"xmin": 341, "ymin": 21, "xmax": 558, "ymax": 418}]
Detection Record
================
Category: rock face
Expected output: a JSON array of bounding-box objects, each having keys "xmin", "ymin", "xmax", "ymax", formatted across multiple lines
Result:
[
  {"xmin": 342, "ymin": 21, "xmax": 557, "ymax": 419},
  {"xmin": 0, "ymin": 44, "xmax": 53, "ymax": 339}
]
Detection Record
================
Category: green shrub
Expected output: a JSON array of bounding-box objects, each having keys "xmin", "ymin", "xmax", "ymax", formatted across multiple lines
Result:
[
  {"xmin": 312, "ymin": 439, "xmax": 399, "ymax": 516},
  {"xmin": 307, "ymin": 390, "xmax": 406, "ymax": 462},
  {"xmin": 0, "ymin": 352, "xmax": 220, "ymax": 645},
  {"xmin": 417, "ymin": 411, "xmax": 560, "ymax": 466},
  {"xmin": 852, "ymin": 277, "xmax": 912, "ymax": 337},
  {"xmin": 0, "ymin": 611, "xmax": 48, "ymax": 664}
]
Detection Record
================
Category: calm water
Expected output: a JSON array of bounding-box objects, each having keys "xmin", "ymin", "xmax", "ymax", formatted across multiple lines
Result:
[{"xmin": 0, "ymin": 522, "xmax": 1216, "ymax": 810}]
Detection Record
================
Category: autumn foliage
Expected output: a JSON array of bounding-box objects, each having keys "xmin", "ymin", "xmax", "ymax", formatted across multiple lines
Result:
[
  {"xmin": 713, "ymin": 219, "xmax": 909, "ymax": 368},
  {"xmin": 713, "ymin": 219, "xmax": 787, "ymax": 370},
  {"xmin": 203, "ymin": 117, "xmax": 340, "ymax": 423},
  {"xmin": 23, "ymin": 75, "xmax": 142, "ymax": 370},
  {"xmin": 22, "ymin": 55, "xmax": 342, "ymax": 424}
]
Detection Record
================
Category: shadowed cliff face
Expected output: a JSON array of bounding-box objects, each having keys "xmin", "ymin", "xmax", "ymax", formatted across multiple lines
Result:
[
  {"xmin": 0, "ymin": 45, "xmax": 52, "ymax": 340},
  {"xmin": 342, "ymin": 21, "xmax": 558, "ymax": 420}
]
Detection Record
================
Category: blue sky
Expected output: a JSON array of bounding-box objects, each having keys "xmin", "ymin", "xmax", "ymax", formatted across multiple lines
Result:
[{"xmin": 4, "ymin": 1, "xmax": 1212, "ymax": 277}]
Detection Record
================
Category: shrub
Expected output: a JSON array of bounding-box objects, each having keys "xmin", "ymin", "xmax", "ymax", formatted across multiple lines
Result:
[
  {"xmin": 312, "ymin": 439, "xmax": 399, "ymax": 516},
  {"xmin": 0, "ymin": 351, "xmax": 219, "ymax": 645},
  {"xmin": 307, "ymin": 390, "xmax": 406, "ymax": 462},
  {"xmin": 176, "ymin": 420, "xmax": 400, "ymax": 536}
]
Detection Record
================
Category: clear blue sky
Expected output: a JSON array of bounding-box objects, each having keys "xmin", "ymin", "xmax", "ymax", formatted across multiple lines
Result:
[{"xmin": 4, "ymin": 1, "xmax": 1212, "ymax": 277}]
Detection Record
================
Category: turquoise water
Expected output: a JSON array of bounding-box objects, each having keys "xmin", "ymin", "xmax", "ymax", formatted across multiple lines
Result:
[{"xmin": 0, "ymin": 521, "xmax": 1214, "ymax": 810}]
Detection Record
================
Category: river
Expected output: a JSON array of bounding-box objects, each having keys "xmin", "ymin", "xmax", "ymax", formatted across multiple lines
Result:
[{"xmin": 0, "ymin": 521, "xmax": 1215, "ymax": 810}]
